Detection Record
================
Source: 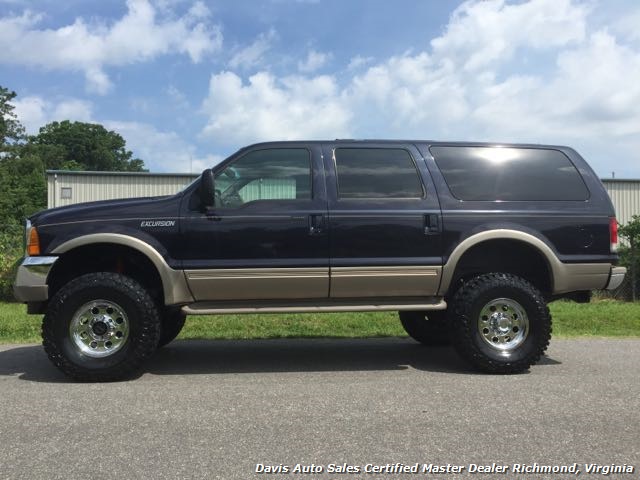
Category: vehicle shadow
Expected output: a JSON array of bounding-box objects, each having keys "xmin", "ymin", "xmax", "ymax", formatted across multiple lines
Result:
[{"xmin": 0, "ymin": 337, "xmax": 561, "ymax": 383}]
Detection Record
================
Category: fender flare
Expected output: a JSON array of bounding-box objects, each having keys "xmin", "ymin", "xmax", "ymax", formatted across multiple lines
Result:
[
  {"xmin": 52, "ymin": 233, "xmax": 193, "ymax": 305},
  {"xmin": 438, "ymin": 229, "xmax": 609, "ymax": 295}
]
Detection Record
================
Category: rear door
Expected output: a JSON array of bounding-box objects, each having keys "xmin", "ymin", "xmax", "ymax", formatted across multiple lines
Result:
[{"xmin": 322, "ymin": 142, "xmax": 443, "ymax": 298}]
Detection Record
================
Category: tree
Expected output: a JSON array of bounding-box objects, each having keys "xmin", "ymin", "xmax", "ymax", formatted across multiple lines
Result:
[
  {"xmin": 0, "ymin": 86, "xmax": 26, "ymax": 151},
  {"xmin": 0, "ymin": 86, "xmax": 148, "ymax": 300},
  {"xmin": 0, "ymin": 154, "xmax": 46, "ymax": 226},
  {"xmin": 619, "ymin": 215, "xmax": 640, "ymax": 301},
  {"xmin": 0, "ymin": 86, "xmax": 35, "ymax": 300},
  {"xmin": 0, "ymin": 153, "xmax": 47, "ymax": 300},
  {"xmin": 29, "ymin": 120, "xmax": 146, "ymax": 172}
]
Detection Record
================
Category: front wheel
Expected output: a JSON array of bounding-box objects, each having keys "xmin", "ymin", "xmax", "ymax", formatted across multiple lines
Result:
[
  {"xmin": 450, "ymin": 273, "xmax": 551, "ymax": 374},
  {"xmin": 42, "ymin": 272, "xmax": 161, "ymax": 381}
]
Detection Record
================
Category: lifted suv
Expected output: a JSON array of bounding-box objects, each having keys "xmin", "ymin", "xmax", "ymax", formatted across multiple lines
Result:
[{"xmin": 14, "ymin": 141, "xmax": 625, "ymax": 380}]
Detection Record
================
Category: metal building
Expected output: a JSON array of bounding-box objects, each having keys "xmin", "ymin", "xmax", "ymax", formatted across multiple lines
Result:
[
  {"xmin": 46, "ymin": 171, "xmax": 640, "ymax": 227},
  {"xmin": 602, "ymin": 179, "xmax": 640, "ymax": 227},
  {"xmin": 47, "ymin": 170, "xmax": 197, "ymax": 209}
]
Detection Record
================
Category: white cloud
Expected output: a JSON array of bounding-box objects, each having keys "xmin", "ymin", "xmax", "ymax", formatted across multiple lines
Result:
[
  {"xmin": 0, "ymin": 0, "xmax": 222, "ymax": 94},
  {"xmin": 347, "ymin": 55, "xmax": 373, "ymax": 71},
  {"xmin": 469, "ymin": 31, "xmax": 640, "ymax": 140},
  {"xmin": 612, "ymin": 8, "xmax": 640, "ymax": 43},
  {"xmin": 200, "ymin": 0, "xmax": 640, "ymax": 177},
  {"xmin": 12, "ymin": 96, "xmax": 93, "ymax": 133},
  {"xmin": 431, "ymin": 0, "xmax": 587, "ymax": 71},
  {"xmin": 11, "ymin": 96, "xmax": 48, "ymax": 134},
  {"xmin": 229, "ymin": 29, "xmax": 276, "ymax": 70},
  {"xmin": 12, "ymin": 94, "xmax": 212, "ymax": 173},
  {"xmin": 85, "ymin": 67, "xmax": 114, "ymax": 95},
  {"xmin": 51, "ymin": 99, "xmax": 94, "ymax": 124},
  {"xmin": 201, "ymin": 71, "xmax": 351, "ymax": 145},
  {"xmin": 346, "ymin": 52, "xmax": 470, "ymax": 134},
  {"xmin": 166, "ymin": 85, "xmax": 189, "ymax": 109},
  {"xmin": 297, "ymin": 50, "xmax": 331, "ymax": 73},
  {"xmin": 104, "ymin": 120, "xmax": 222, "ymax": 173}
]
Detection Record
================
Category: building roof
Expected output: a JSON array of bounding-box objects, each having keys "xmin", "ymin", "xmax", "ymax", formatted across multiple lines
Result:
[{"xmin": 46, "ymin": 170, "xmax": 198, "ymax": 177}]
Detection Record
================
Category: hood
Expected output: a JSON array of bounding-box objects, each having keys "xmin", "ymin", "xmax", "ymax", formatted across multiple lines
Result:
[{"xmin": 30, "ymin": 194, "xmax": 182, "ymax": 227}]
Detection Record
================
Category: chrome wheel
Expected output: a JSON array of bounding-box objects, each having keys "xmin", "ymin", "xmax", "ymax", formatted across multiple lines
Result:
[
  {"xmin": 477, "ymin": 298, "xmax": 528, "ymax": 352},
  {"xmin": 69, "ymin": 300, "xmax": 129, "ymax": 358}
]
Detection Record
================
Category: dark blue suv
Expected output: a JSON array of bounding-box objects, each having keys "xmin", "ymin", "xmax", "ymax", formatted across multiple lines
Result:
[{"xmin": 14, "ymin": 141, "xmax": 625, "ymax": 380}]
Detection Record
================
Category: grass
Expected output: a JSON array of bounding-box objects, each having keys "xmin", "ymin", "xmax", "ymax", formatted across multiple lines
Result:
[{"xmin": 0, "ymin": 299, "xmax": 638, "ymax": 344}]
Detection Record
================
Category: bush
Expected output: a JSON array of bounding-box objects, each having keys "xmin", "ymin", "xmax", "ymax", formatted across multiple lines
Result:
[
  {"xmin": 618, "ymin": 215, "xmax": 640, "ymax": 301},
  {"xmin": 0, "ymin": 227, "xmax": 23, "ymax": 302}
]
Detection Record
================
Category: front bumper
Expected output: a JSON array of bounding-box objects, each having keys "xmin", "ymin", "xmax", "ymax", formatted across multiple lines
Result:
[
  {"xmin": 605, "ymin": 266, "xmax": 627, "ymax": 290},
  {"xmin": 13, "ymin": 256, "xmax": 58, "ymax": 302}
]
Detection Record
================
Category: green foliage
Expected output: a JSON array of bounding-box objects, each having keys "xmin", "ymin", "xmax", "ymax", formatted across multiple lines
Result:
[
  {"xmin": 0, "ymin": 85, "xmax": 148, "ymax": 301},
  {"xmin": 0, "ymin": 87, "xmax": 43, "ymax": 301},
  {"xmin": 619, "ymin": 215, "xmax": 640, "ymax": 246},
  {"xmin": 0, "ymin": 86, "xmax": 25, "ymax": 148},
  {"xmin": 29, "ymin": 120, "xmax": 146, "ymax": 171},
  {"xmin": 0, "ymin": 155, "xmax": 47, "ymax": 226},
  {"xmin": 549, "ymin": 299, "xmax": 640, "ymax": 336},
  {"xmin": 2, "ymin": 301, "xmax": 640, "ymax": 344},
  {"xmin": 0, "ymin": 229, "xmax": 23, "ymax": 302},
  {"xmin": 618, "ymin": 215, "xmax": 640, "ymax": 300}
]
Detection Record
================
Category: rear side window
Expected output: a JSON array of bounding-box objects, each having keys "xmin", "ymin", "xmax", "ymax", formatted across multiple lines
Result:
[
  {"xmin": 431, "ymin": 146, "xmax": 589, "ymax": 201},
  {"xmin": 334, "ymin": 148, "xmax": 424, "ymax": 199}
]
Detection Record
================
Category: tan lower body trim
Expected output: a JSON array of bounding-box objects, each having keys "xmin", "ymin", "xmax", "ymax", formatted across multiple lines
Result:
[
  {"xmin": 185, "ymin": 265, "xmax": 442, "ymax": 301},
  {"xmin": 330, "ymin": 266, "xmax": 441, "ymax": 298},
  {"xmin": 554, "ymin": 263, "xmax": 611, "ymax": 293},
  {"xmin": 185, "ymin": 267, "xmax": 329, "ymax": 301}
]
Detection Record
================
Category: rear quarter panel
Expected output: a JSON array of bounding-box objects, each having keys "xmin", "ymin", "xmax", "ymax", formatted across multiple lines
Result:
[{"xmin": 416, "ymin": 143, "xmax": 617, "ymax": 265}]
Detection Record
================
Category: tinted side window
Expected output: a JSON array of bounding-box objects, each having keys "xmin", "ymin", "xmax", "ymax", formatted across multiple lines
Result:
[
  {"xmin": 335, "ymin": 148, "xmax": 424, "ymax": 199},
  {"xmin": 215, "ymin": 148, "xmax": 311, "ymax": 207},
  {"xmin": 431, "ymin": 146, "xmax": 589, "ymax": 201}
]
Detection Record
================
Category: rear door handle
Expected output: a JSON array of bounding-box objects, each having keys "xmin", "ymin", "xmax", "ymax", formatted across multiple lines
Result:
[
  {"xmin": 424, "ymin": 214, "xmax": 440, "ymax": 235},
  {"xmin": 309, "ymin": 214, "xmax": 324, "ymax": 236}
]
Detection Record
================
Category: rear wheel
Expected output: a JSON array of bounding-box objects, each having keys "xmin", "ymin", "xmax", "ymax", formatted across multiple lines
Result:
[
  {"xmin": 42, "ymin": 272, "xmax": 161, "ymax": 381},
  {"xmin": 399, "ymin": 310, "xmax": 450, "ymax": 346},
  {"xmin": 450, "ymin": 273, "xmax": 551, "ymax": 374}
]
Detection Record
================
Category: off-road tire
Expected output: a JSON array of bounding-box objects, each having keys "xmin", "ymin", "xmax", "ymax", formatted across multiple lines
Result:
[
  {"xmin": 158, "ymin": 307, "xmax": 187, "ymax": 347},
  {"xmin": 399, "ymin": 310, "xmax": 450, "ymax": 346},
  {"xmin": 42, "ymin": 272, "xmax": 161, "ymax": 381},
  {"xmin": 450, "ymin": 273, "xmax": 551, "ymax": 374}
]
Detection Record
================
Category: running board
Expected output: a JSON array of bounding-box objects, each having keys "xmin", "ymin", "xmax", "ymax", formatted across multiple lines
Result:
[{"xmin": 182, "ymin": 297, "xmax": 447, "ymax": 315}]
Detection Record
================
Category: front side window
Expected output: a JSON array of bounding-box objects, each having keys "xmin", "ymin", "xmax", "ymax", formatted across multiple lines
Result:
[
  {"xmin": 215, "ymin": 148, "xmax": 311, "ymax": 208},
  {"xmin": 334, "ymin": 148, "xmax": 424, "ymax": 199}
]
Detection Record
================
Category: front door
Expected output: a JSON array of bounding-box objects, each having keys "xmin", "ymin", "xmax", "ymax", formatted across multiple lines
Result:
[
  {"xmin": 322, "ymin": 143, "xmax": 443, "ymax": 298},
  {"xmin": 181, "ymin": 144, "xmax": 329, "ymax": 301}
]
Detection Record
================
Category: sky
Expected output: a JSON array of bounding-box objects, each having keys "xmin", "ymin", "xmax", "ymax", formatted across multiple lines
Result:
[{"xmin": 1, "ymin": 0, "xmax": 639, "ymax": 178}]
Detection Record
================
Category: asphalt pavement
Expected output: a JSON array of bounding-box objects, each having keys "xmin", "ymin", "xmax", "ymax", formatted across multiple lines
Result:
[{"xmin": 0, "ymin": 338, "xmax": 638, "ymax": 479}]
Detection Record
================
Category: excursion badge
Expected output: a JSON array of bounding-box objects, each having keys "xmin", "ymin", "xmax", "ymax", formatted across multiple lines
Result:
[{"xmin": 140, "ymin": 220, "xmax": 176, "ymax": 227}]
